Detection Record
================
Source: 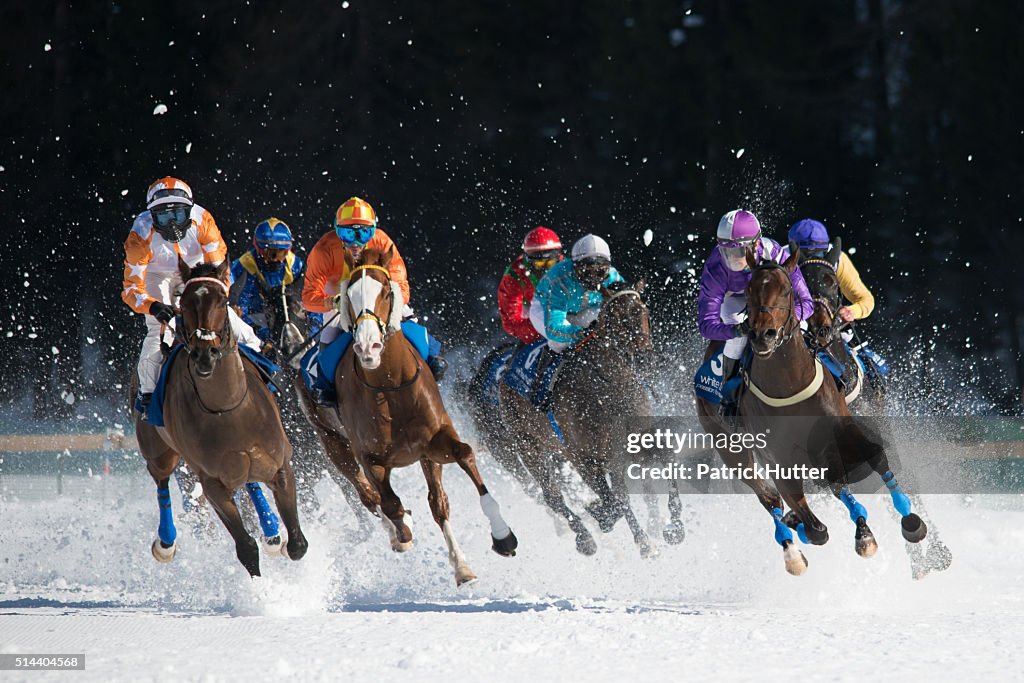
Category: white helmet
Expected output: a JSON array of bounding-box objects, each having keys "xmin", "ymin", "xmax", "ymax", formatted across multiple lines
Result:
[{"xmin": 571, "ymin": 234, "xmax": 612, "ymax": 263}]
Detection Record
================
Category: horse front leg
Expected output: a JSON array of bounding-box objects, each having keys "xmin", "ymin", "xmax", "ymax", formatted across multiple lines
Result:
[
  {"xmin": 826, "ymin": 482, "xmax": 878, "ymax": 558},
  {"xmin": 264, "ymin": 459, "xmax": 309, "ymax": 561},
  {"xmin": 142, "ymin": 443, "xmax": 181, "ymax": 563},
  {"xmin": 363, "ymin": 462, "xmax": 413, "ymax": 552},
  {"xmin": 663, "ymin": 479, "xmax": 686, "ymax": 545},
  {"xmin": 607, "ymin": 465, "xmax": 656, "ymax": 559},
  {"xmin": 201, "ymin": 476, "xmax": 261, "ymax": 577},
  {"xmin": 432, "ymin": 425, "xmax": 518, "ymax": 557},
  {"xmin": 519, "ymin": 440, "xmax": 596, "ymax": 556},
  {"xmin": 420, "ymin": 459, "xmax": 476, "ymax": 586}
]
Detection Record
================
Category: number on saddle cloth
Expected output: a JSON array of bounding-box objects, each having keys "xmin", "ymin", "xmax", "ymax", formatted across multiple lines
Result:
[
  {"xmin": 693, "ymin": 349, "xmax": 747, "ymax": 406},
  {"xmin": 501, "ymin": 340, "xmax": 563, "ymax": 408}
]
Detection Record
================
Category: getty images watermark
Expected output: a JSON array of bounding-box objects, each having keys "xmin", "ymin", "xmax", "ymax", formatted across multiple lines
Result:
[{"xmin": 624, "ymin": 427, "xmax": 828, "ymax": 483}]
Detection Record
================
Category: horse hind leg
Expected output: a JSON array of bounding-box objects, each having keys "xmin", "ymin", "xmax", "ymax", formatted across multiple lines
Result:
[
  {"xmin": 421, "ymin": 459, "xmax": 476, "ymax": 586},
  {"xmin": 367, "ymin": 464, "xmax": 413, "ymax": 552},
  {"xmin": 608, "ymin": 466, "xmax": 656, "ymax": 559},
  {"xmin": 151, "ymin": 478, "xmax": 178, "ymax": 563},
  {"xmin": 433, "ymin": 426, "xmax": 518, "ymax": 557},
  {"xmin": 201, "ymin": 476, "xmax": 262, "ymax": 577},
  {"xmin": 849, "ymin": 425, "xmax": 927, "ymax": 543},
  {"xmin": 663, "ymin": 479, "xmax": 686, "ymax": 545}
]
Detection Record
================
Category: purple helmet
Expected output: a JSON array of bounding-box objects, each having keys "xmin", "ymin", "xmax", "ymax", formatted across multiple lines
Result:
[{"xmin": 716, "ymin": 209, "xmax": 762, "ymax": 244}]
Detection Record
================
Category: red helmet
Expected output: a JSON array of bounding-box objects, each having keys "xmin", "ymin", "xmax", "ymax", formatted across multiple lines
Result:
[{"xmin": 522, "ymin": 226, "xmax": 562, "ymax": 254}]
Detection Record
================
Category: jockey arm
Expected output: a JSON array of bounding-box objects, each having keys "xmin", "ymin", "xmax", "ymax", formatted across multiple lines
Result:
[
  {"xmin": 697, "ymin": 261, "xmax": 735, "ymax": 341},
  {"xmin": 543, "ymin": 266, "xmax": 623, "ymax": 345},
  {"xmin": 836, "ymin": 251, "xmax": 875, "ymax": 319},
  {"xmin": 498, "ymin": 267, "xmax": 540, "ymax": 343},
  {"xmin": 302, "ymin": 235, "xmax": 346, "ymax": 314},
  {"xmin": 195, "ymin": 210, "xmax": 228, "ymax": 265},
  {"xmin": 122, "ymin": 228, "xmax": 158, "ymax": 315},
  {"xmin": 789, "ymin": 264, "xmax": 815, "ymax": 322}
]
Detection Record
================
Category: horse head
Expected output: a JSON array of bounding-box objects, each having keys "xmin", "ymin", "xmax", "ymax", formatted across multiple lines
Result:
[
  {"xmin": 261, "ymin": 283, "xmax": 308, "ymax": 368},
  {"xmin": 177, "ymin": 257, "xmax": 233, "ymax": 377},
  {"xmin": 341, "ymin": 247, "xmax": 402, "ymax": 369},
  {"xmin": 800, "ymin": 235, "xmax": 843, "ymax": 349},
  {"xmin": 596, "ymin": 279, "xmax": 653, "ymax": 354},
  {"xmin": 744, "ymin": 244, "xmax": 800, "ymax": 358}
]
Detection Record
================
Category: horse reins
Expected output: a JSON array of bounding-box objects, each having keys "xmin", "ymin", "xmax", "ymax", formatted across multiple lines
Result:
[{"xmin": 747, "ymin": 262, "xmax": 797, "ymax": 352}]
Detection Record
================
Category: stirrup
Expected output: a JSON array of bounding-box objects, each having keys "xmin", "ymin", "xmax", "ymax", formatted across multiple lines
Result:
[
  {"xmin": 428, "ymin": 355, "xmax": 448, "ymax": 381},
  {"xmin": 311, "ymin": 388, "xmax": 337, "ymax": 407}
]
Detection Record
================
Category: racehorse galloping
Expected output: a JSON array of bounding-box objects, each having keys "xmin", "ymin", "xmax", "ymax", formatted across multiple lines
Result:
[
  {"xmin": 135, "ymin": 259, "xmax": 308, "ymax": 576},
  {"xmin": 696, "ymin": 246, "xmax": 926, "ymax": 575},
  {"xmin": 296, "ymin": 248, "xmax": 518, "ymax": 586},
  {"xmin": 798, "ymin": 243, "xmax": 951, "ymax": 578},
  {"xmin": 262, "ymin": 284, "xmax": 376, "ymax": 538},
  {"xmin": 501, "ymin": 281, "xmax": 685, "ymax": 558}
]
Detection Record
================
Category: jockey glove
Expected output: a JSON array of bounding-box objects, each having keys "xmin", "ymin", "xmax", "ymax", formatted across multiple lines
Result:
[{"xmin": 149, "ymin": 301, "xmax": 175, "ymax": 324}]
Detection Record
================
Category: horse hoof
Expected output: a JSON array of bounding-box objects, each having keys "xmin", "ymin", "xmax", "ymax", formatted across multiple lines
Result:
[
  {"xmin": 585, "ymin": 500, "xmax": 622, "ymax": 533},
  {"xmin": 391, "ymin": 539, "xmax": 414, "ymax": 553},
  {"xmin": 151, "ymin": 539, "xmax": 176, "ymax": 563},
  {"xmin": 855, "ymin": 534, "xmax": 878, "ymax": 558},
  {"xmin": 262, "ymin": 535, "xmax": 286, "ymax": 557},
  {"xmin": 285, "ymin": 537, "xmax": 308, "ymax": 562},
  {"xmin": 901, "ymin": 514, "xmax": 927, "ymax": 543},
  {"xmin": 455, "ymin": 566, "xmax": 478, "ymax": 587},
  {"xmin": 639, "ymin": 542, "xmax": 659, "ymax": 560},
  {"xmin": 783, "ymin": 542, "xmax": 808, "ymax": 576},
  {"xmin": 662, "ymin": 521, "xmax": 685, "ymax": 545},
  {"xmin": 491, "ymin": 530, "xmax": 518, "ymax": 557},
  {"xmin": 575, "ymin": 532, "xmax": 598, "ymax": 556}
]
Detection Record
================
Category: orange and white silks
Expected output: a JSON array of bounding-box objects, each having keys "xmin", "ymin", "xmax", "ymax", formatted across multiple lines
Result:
[{"xmin": 302, "ymin": 228, "xmax": 411, "ymax": 314}]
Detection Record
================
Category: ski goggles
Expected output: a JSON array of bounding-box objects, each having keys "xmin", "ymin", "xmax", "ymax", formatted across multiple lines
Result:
[
  {"xmin": 335, "ymin": 224, "xmax": 377, "ymax": 246},
  {"xmin": 526, "ymin": 250, "xmax": 561, "ymax": 269},
  {"xmin": 152, "ymin": 204, "xmax": 191, "ymax": 229},
  {"xmin": 717, "ymin": 237, "xmax": 758, "ymax": 260},
  {"xmin": 257, "ymin": 246, "xmax": 289, "ymax": 263}
]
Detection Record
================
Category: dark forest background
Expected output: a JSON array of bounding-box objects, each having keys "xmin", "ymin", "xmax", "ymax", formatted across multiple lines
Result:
[{"xmin": 1, "ymin": 0, "xmax": 1022, "ymax": 423}]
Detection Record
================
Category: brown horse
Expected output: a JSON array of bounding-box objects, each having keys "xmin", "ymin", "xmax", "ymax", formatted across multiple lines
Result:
[
  {"xmin": 134, "ymin": 258, "xmax": 308, "ymax": 577},
  {"xmin": 499, "ymin": 281, "xmax": 685, "ymax": 558},
  {"xmin": 295, "ymin": 248, "xmax": 517, "ymax": 586},
  {"xmin": 696, "ymin": 246, "xmax": 926, "ymax": 575}
]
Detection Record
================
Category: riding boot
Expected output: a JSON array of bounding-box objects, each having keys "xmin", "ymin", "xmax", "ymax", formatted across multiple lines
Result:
[
  {"xmin": 138, "ymin": 392, "xmax": 153, "ymax": 421},
  {"xmin": 529, "ymin": 345, "xmax": 556, "ymax": 407},
  {"xmin": 311, "ymin": 340, "xmax": 337, "ymax": 407},
  {"xmin": 425, "ymin": 334, "xmax": 447, "ymax": 381},
  {"xmin": 718, "ymin": 357, "xmax": 741, "ymax": 418}
]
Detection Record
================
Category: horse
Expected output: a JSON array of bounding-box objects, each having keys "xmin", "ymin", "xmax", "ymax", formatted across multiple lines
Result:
[
  {"xmin": 695, "ymin": 245, "xmax": 926, "ymax": 575},
  {"xmin": 798, "ymin": 241, "xmax": 952, "ymax": 578},
  {"xmin": 499, "ymin": 280, "xmax": 685, "ymax": 558},
  {"xmin": 260, "ymin": 281, "xmax": 377, "ymax": 538},
  {"xmin": 134, "ymin": 258, "xmax": 308, "ymax": 576},
  {"xmin": 295, "ymin": 247, "xmax": 518, "ymax": 586}
]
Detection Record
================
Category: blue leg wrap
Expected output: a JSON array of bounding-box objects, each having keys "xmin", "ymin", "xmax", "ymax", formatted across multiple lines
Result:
[
  {"xmin": 838, "ymin": 487, "xmax": 868, "ymax": 523},
  {"xmin": 883, "ymin": 471, "xmax": 913, "ymax": 517},
  {"xmin": 795, "ymin": 522, "xmax": 809, "ymax": 544},
  {"xmin": 772, "ymin": 507, "xmax": 794, "ymax": 547},
  {"xmin": 245, "ymin": 483, "xmax": 280, "ymax": 538},
  {"xmin": 157, "ymin": 484, "xmax": 177, "ymax": 546}
]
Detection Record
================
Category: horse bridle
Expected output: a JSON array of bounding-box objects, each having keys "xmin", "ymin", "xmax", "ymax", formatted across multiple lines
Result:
[
  {"xmin": 747, "ymin": 261, "xmax": 797, "ymax": 352},
  {"xmin": 348, "ymin": 264, "xmax": 395, "ymax": 338},
  {"xmin": 180, "ymin": 276, "xmax": 236, "ymax": 355},
  {"xmin": 800, "ymin": 258, "xmax": 844, "ymax": 349}
]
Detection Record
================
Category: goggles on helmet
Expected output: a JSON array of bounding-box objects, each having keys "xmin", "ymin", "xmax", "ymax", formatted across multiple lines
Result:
[
  {"xmin": 526, "ymin": 250, "xmax": 561, "ymax": 270},
  {"xmin": 717, "ymin": 236, "xmax": 759, "ymax": 260},
  {"xmin": 153, "ymin": 204, "xmax": 190, "ymax": 228},
  {"xmin": 336, "ymin": 224, "xmax": 376, "ymax": 246}
]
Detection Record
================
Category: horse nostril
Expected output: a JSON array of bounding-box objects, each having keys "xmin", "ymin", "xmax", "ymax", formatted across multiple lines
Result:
[
  {"xmin": 370, "ymin": 342, "xmax": 383, "ymax": 352},
  {"xmin": 764, "ymin": 328, "xmax": 777, "ymax": 339}
]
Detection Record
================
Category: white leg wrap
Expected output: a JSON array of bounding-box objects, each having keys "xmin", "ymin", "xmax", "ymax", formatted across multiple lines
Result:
[
  {"xmin": 441, "ymin": 520, "xmax": 469, "ymax": 570},
  {"xmin": 480, "ymin": 493, "xmax": 511, "ymax": 540}
]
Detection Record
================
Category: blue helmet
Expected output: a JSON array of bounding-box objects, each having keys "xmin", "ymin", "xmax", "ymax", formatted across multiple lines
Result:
[
  {"xmin": 254, "ymin": 217, "xmax": 293, "ymax": 251},
  {"xmin": 788, "ymin": 219, "xmax": 830, "ymax": 250}
]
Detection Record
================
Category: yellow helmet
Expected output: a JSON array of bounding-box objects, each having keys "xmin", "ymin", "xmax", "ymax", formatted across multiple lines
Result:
[{"xmin": 335, "ymin": 197, "xmax": 377, "ymax": 226}]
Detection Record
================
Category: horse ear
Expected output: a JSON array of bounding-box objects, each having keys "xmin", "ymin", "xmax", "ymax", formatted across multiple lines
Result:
[
  {"xmin": 744, "ymin": 247, "xmax": 758, "ymax": 271},
  {"xmin": 381, "ymin": 245, "xmax": 395, "ymax": 268},
  {"xmin": 215, "ymin": 260, "xmax": 230, "ymax": 283},
  {"xmin": 830, "ymin": 236, "xmax": 842, "ymax": 268},
  {"xmin": 784, "ymin": 241, "xmax": 800, "ymax": 273},
  {"xmin": 177, "ymin": 255, "xmax": 191, "ymax": 282},
  {"xmin": 633, "ymin": 278, "xmax": 647, "ymax": 294}
]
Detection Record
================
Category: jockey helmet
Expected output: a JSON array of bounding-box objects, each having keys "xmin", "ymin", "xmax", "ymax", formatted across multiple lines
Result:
[
  {"xmin": 788, "ymin": 219, "xmax": 830, "ymax": 253},
  {"xmin": 571, "ymin": 234, "xmax": 612, "ymax": 290},
  {"xmin": 523, "ymin": 226, "xmax": 563, "ymax": 272},
  {"xmin": 335, "ymin": 196, "xmax": 378, "ymax": 247},
  {"xmin": 716, "ymin": 209, "xmax": 761, "ymax": 272},
  {"xmin": 254, "ymin": 217, "xmax": 293, "ymax": 267},
  {"xmin": 147, "ymin": 176, "xmax": 194, "ymax": 243}
]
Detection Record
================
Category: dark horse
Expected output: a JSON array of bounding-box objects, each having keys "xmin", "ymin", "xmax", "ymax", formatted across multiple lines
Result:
[
  {"xmin": 798, "ymin": 241, "xmax": 952, "ymax": 578},
  {"xmin": 696, "ymin": 246, "xmax": 927, "ymax": 575},
  {"xmin": 260, "ymin": 281, "xmax": 377, "ymax": 538},
  {"xmin": 134, "ymin": 259, "xmax": 308, "ymax": 576},
  {"xmin": 296, "ymin": 248, "xmax": 518, "ymax": 586},
  {"xmin": 500, "ymin": 281, "xmax": 685, "ymax": 558}
]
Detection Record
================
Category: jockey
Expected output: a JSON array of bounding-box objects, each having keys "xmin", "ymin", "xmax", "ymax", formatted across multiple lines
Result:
[
  {"xmin": 229, "ymin": 217, "xmax": 323, "ymax": 348},
  {"xmin": 122, "ymin": 177, "xmax": 262, "ymax": 419},
  {"xmin": 786, "ymin": 219, "xmax": 874, "ymax": 323},
  {"xmin": 698, "ymin": 209, "xmax": 814, "ymax": 416},
  {"xmin": 498, "ymin": 226, "xmax": 565, "ymax": 344},
  {"xmin": 302, "ymin": 196, "xmax": 447, "ymax": 404},
  {"xmin": 528, "ymin": 234, "xmax": 623, "ymax": 400}
]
